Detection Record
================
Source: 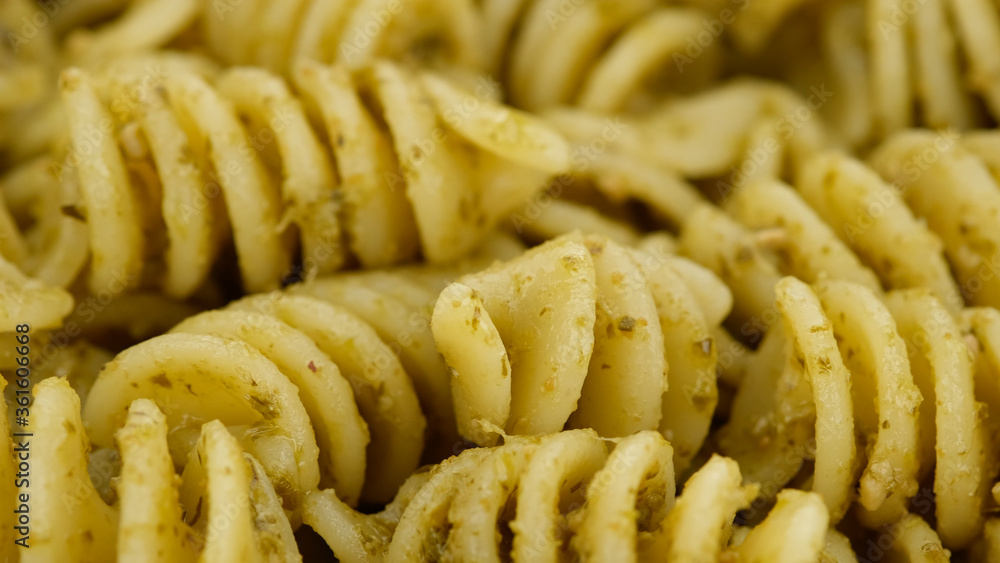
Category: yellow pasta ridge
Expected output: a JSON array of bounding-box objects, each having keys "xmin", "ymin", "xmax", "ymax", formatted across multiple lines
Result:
[
  {"xmin": 432, "ymin": 231, "xmax": 732, "ymax": 474},
  {"xmin": 31, "ymin": 58, "xmax": 567, "ymax": 300},
  {"xmin": 81, "ymin": 291, "xmax": 427, "ymax": 514},
  {"xmin": 486, "ymin": 0, "xmax": 721, "ymax": 112},
  {"xmin": 1, "ymin": 377, "xmax": 301, "ymax": 562},
  {"xmin": 71, "ymin": 237, "xmax": 522, "ymax": 517},
  {"xmin": 815, "ymin": 0, "xmax": 1000, "ymax": 146},
  {"xmin": 201, "ymin": 0, "xmax": 484, "ymax": 77},
  {"xmin": 718, "ymin": 275, "xmax": 993, "ymax": 551},
  {"xmin": 301, "ymin": 428, "xmax": 845, "ymax": 563}
]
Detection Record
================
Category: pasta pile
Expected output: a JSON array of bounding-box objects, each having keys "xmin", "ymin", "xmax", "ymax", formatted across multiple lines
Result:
[
  {"xmin": 1, "ymin": 55, "xmax": 565, "ymax": 301},
  {"xmin": 433, "ymin": 232, "xmax": 728, "ymax": 474},
  {"xmin": 809, "ymin": 0, "xmax": 1000, "ymax": 147},
  {"xmin": 5, "ymin": 0, "xmax": 1000, "ymax": 562}
]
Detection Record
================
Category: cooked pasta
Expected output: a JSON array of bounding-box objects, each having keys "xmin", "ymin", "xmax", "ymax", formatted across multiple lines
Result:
[
  {"xmin": 483, "ymin": 0, "xmax": 721, "ymax": 112},
  {"xmin": 0, "ymin": 0, "xmax": 209, "ymax": 168},
  {"xmin": 720, "ymin": 276, "xmax": 991, "ymax": 549},
  {"xmin": 33, "ymin": 57, "xmax": 566, "ymax": 298},
  {"xmin": 432, "ymin": 232, "xmax": 729, "ymax": 472},
  {"xmin": 679, "ymin": 148, "xmax": 962, "ymax": 332},
  {"xmin": 6, "ymin": 1, "xmax": 1000, "ymax": 561},
  {"xmin": 541, "ymin": 77, "xmax": 830, "ymax": 215},
  {"xmin": 201, "ymin": 0, "xmax": 484, "ymax": 79},
  {"xmin": 869, "ymin": 129, "xmax": 1000, "ymax": 309},
  {"xmin": 3, "ymin": 377, "xmax": 300, "ymax": 562},
  {"xmin": 771, "ymin": 0, "xmax": 1000, "ymax": 147},
  {"xmin": 83, "ymin": 293, "xmax": 425, "ymax": 510},
  {"xmin": 74, "ymin": 236, "xmax": 522, "ymax": 514},
  {"xmin": 0, "ymin": 0, "xmax": 59, "ymax": 166},
  {"xmin": 302, "ymin": 429, "xmax": 828, "ymax": 562}
]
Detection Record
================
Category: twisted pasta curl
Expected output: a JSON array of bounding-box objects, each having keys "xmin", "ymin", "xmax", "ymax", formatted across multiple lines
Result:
[
  {"xmin": 201, "ymin": 0, "xmax": 484, "ymax": 77},
  {"xmin": 0, "ymin": 256, "xmax": 72, "ymax": 334},
  {"xmin": 542, "ymin": 78, "xmax": 830, "ymax": 201},
  {"xmin": 0, "ymin": 0, "xmax": 205, "ymax": 167},
  {"xmin": 680, "ymin": 147, "xmax": 963, "ymax": 333},
  {"xmin": 75, "ymin": 235, "xmax": 522, "ymax": 515},
  {"xmin": 303, "ymin": 429, "xmax": 840, "ymax": 563},
  {"xmin": 48, "ymin": 57, "xmax": 565, "ymax": 299},
  {"xmin": 483, "ymin": 0, "xmax": 721, "ymax": 112},
  {"xmin": 814, "ymin": 0, "xmax": 1000, "ymax": 146},
  {"xmin": 507, "ymin": 80, "xmax": 834, "ymax": 255},
  {"xmin": 0, "ymin": 52, "xmax": 221, "ymax": 305},
  {"xmin": 869, "ymin": 129, "xmax": 1000, "ymax": 309},
  {"xmin": 432, "ymin": 232, "xmax": 731, "ymax": 472},
  {"xmin": 676, "ymin": 0, "xmax": 810, "ymax": 54},
  {"xmin": 198, "ymin": 0, "xmax": 724, "ymax": 113},
  {"xmin": 81, "ymin": 292, "xmax": 424, "ymax": 513},
  {"xmin": 720, "ymin": 275, "xmax": 994, "ymax": 550},
  {"xmin": 1, "ymin": 377, "xmax": 300, "ymax": 562}
]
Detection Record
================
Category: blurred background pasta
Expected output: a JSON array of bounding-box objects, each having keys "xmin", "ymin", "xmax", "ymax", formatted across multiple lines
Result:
[{"xmin": 2, "ymin": 0, "xmax": 1000, "ymax": 561}]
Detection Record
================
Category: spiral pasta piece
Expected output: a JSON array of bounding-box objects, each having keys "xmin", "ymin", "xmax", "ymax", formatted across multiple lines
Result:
[
  {"xmin": 802, "ymin": 0, "xmax": 1000, "ymax": 145},
  {"xmin": 46, "ymin": 57, "xmax": 567, "ymax": 299},
  {"xmin": 0, "ymin": 254, "xmax": 73, "ymax": 377},
  {"xmin": 795, "ymin": 151, "xmax": 963, "ymax": 312},
  {"xmin": 0, "ymin": 0, "xmax": 213, "ymax": 168},
  {"xmin": 9, "ymin": 377, "xmax": 300, "ymax": 562},
  {"xmin": 541, "ymin": 78, "xmax": 831, "ymax": 218},
  {"xmin": 888, "ymin": 290, "xmax": 989, "ymax": 548},
  {"xmin": 869, "ymin": 129, "xmax": 1000, "ymax": 309},
  {"xmin": 679, "ymin": 147, "xmax": 960, "ymax": 335},
  {"xmin": 716, "ymin": 276, "xmax": 857, "ymax": 522},
  {"xmin": 680, "ymin": 0, "xmax": 812, "ymax": 54},
  {"xmin": 719, "ymin": 274, "xmax": 994, "ymax": 549},
  {"xmin": 303, "ymin": 428, "xmax": 826, "ymax": 562},
  {"xmin": 432, "ymin": 232, "xmax": 727, "ymax": 472},
  {"xmin": 0, "ymin": 0, "xmax": 56, "ymax": 113},
  {"xmin": 202, "ymin": 0, "xmax": 484, "ymax": 76},
  {"xmin": 491, "ymin": 0, "xmax": 721, "ymax": 112},
  {"xmin": 82, "ymin": 286, "xmax": 436, "ymax": 513},
  {"xmin": 0, "ymin": 255, "xmax": 72, "ymax": 333}
]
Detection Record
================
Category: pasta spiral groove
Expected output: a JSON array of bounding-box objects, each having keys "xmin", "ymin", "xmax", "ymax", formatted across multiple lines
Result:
[
  {"xmin": 72, "ymin": 237, "xmax": 522, "ymax": 519},
  {"xmin": 799, "ymin": 0, "xmax": 1000, "ymax": 146},
  {"xmin": 81, "ymin": 291, "xmax": 427, "ymax": 512},
  {"xmin": 303, "ymin": 428, "xmax": 842, "ymax": 562},
  {"xmin": 43, "ymin": 58, "xmax": 566, "ymax": 299},
  {"xmin": 483, "ymin": 0, "xmax": 721, "ymax": 112},
  {"xmin": 1, "ymin": 377, "xmax": 301, "ymax": 562},
  {"xmin": 432, "ymin": 232, "xmax": 731, "ymax": 472},
  {"xmin": 719, "ymin": 275, "xmax": 993, "ymax": 549}
]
